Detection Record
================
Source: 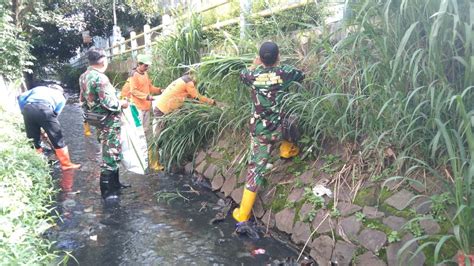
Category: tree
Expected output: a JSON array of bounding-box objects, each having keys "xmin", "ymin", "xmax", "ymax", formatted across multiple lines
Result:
[
  {"xmin": 5, "ymin": 0, "xmax": 163, "ymax": 83},
  {"xmin": 0, "ymin": 3, "xmax": 34, "ymax": 81}
]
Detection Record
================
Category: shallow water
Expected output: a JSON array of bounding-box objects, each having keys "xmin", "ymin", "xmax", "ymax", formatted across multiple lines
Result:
[{"xmin": 47, "ymin": 99, "xmax": 300, "ymax": 265}]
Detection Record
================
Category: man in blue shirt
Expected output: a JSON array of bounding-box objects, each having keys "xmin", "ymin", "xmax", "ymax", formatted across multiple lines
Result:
[{"xmin": 18, "ymin": 83, "xmax": 80, "ymax": 170}]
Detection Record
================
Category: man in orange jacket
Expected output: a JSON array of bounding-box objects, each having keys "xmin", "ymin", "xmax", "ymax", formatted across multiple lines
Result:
[
  {"xmin": 152, "ymin": 72, "xmax": 215, "ymax": 159},
  {"xmin": 153, "ymin": 72, "xmax": 214, "ymax": 115},
  {"xmin": 122, "ymin": 54, "xmax": 163, "ymax": 171}
]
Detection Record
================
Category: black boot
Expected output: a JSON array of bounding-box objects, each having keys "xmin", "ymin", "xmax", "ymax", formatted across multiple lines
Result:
[
  {"xmin": 113, "ymin": 170, "xmax": 131, "ymax": 189},
  {"xmin": 100, "ymin": 170, "xmax": 119, "ymax": 200}
]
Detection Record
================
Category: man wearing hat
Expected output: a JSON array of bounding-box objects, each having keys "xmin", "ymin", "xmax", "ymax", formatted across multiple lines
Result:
[
  {"xmin": 233, "ymin": 41, "xmax": 304, "ymax": 223},
  {"xmin": 79, "ymin": 48, "xmax": 130, "ymax": 200},
  {"xmin": 121, "ymin": 54, "xmax": 163, "ymax": 171}
]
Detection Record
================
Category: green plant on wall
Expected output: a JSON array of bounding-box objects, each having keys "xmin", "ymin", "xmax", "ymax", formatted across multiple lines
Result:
[
  {"xmin": 157, "ymin": 103, "xmax": 223, "ymax": 169},
  {"xmin": 303, "ymin": 187, "xmax": 324, "ymax": 208},
  {"xmin": 398, "ymin": 96, "xmax": 474, "ymax": 264},
  {"xmin": 430, "ymin": 192, "xmax": 454, "ymax": 222},
  {"xmin": 388, "ymin": 231, "xmax": 401, "ymax": 243}
]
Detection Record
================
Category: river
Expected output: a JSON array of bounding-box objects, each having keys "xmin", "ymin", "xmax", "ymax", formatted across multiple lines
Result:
[{"xmin": 46, "ymin": 98, "xmax": 300, "ymax": 265}]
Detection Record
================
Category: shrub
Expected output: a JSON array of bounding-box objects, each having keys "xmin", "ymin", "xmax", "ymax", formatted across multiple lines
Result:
[
  {"xmin": 57, "ymin": 64, "xmax": 85, "ymax": 92},
  {"xmin": 150, "ymin": 13, "xmax": 207, "ymax": 88},
  {"xmin": 0, "ymin": 5, "xmax": 34, "ymax": 81},
  {"xmin": 105, "ymin": 71, "xmax": 129, "ymax": 89},
  {"xmin": 0, "ymin": 106, "xmax": 58, "ymax": 264}
]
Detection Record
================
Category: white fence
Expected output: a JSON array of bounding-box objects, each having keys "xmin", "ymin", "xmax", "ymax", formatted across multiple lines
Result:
[{"xmin": 70, "ymin": 0, "xmax": 346, "ymax": 68}]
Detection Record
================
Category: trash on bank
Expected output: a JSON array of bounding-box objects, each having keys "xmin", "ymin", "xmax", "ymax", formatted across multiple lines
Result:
[{"xmin": 312, "ymin": 184, "xmax": 332, "ymax": 198}]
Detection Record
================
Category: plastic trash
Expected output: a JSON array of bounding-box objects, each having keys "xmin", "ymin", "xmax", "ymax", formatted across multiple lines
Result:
[
  {"xmin": 251, "ymin": 248, "xmax": 266, "ymax": 255},
  {"xmin": 234, "ymin": 221, "xmax": 260, "ymax": 240},
  {"xmin": 312, "ymin": 184, "xmax": 332, "ymax": 197}
]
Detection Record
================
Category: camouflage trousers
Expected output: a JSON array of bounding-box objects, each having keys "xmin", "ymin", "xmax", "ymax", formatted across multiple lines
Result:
[
  {"xmin": 245, "ymin": 130, "xmax": 281, "ymax": 192},
  {"xmin": 138, "ymin": 109, "xmax": 152, "ymax": 148},
  {"xmin": 97, "ymin": 120, "xmax": 122, "ymax": 173},
  {"xmin": 151, "ymin": 108, "xmax": 166, "ymax": 161}
]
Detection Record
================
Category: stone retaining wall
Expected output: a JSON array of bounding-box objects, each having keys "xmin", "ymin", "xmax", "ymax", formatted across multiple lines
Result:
[{"xmin": 184, "ymin": 133, "xmax": 435, "ymax": 265}]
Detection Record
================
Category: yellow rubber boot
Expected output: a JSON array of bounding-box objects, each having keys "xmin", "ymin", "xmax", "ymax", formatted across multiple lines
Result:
[
  {"xmin": 280, "ymin": 140, "xmax": 300, "ymax": 159},
  {"xmin": 148, "ymin": 150, "xmax": 164, "ymax": 172},
  {"xmin": 233, "ymin": 188, "xmax": 257, "ymax": 222},
  {"xmin": 83, "ymin": 122, "xmax": 92, "ymax": 137}
]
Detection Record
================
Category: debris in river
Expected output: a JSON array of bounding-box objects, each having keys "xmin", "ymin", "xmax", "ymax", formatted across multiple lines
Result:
[
  {"xmin": 199, "ymin": 201, "xmax": 207, "ymax": 212},
  {"xmin": 234, "ymin": 221, "xmax": 261, "ymax": 240},
  {"xmin": 251, "ymin": 248, "xmax": 266, "ymax": 255},
  {"xmin": 209, "ymin": 198, "xmax": 233, "ymax": 224}
]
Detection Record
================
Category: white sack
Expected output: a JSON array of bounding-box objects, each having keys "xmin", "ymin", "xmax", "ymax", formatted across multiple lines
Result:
[{"xmin": 120, "ymin": 105, "xmax": 148, "ymax": 174}]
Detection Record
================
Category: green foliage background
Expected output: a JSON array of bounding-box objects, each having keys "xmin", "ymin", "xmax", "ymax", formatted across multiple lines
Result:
[{"xmin": 0, "ymin": 5, "xmax": 34, "ymax": 81}]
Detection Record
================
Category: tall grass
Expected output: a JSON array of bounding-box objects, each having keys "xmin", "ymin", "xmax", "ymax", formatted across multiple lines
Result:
[
  {"xmin": 150, "ymin": 13, "xmax": 207, "ymax": 88},
  {"xmin": 395, "ymin": 93, "xmax": 474, "ymax": 263},
  {"xmin": 150, "ymin": 3, "xmax": 324, "ymax": 169},
  {"xmin": 147, "ymin": 0, "xmax": 473, "ymax": 261},
  {"xmin": 305, "ymin": 0, "xmax": 472, "ymax": 261},
  {"xmin": 152, "ymin": 0, "xmax": 472, "ymax": 187},
  {"xmin": 282, "ymin": 0, "xmax": 473, "ymax": 170},
  {"xmin": 158, "ymin": 103, "xmax": 223, "ymax": 169},
  {"xmin": 0, "ymin": 107, "xmax": 59, "ymax": 264},
  {"xmin": 157, "ymin": 55, "xmax": 254, "ymax": 168}
]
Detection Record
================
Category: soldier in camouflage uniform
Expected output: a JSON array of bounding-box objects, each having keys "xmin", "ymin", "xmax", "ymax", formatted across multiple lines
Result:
[
  {"xmin": 79, "ymin": 48, "xmax": 130, "ymax": 200},
  {"xmin": 233, "ymin": 41, "xmax": 304, "ymax": 222}
]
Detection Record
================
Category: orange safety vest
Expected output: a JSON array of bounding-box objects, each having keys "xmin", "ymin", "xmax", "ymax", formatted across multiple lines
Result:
[
  {"xmin": 154, "ymin": 75, "xmax": 214, "ymax": 114},
  {"xmin": 121, "ymin": 70, "xmax": 161, "ymax": 111}
]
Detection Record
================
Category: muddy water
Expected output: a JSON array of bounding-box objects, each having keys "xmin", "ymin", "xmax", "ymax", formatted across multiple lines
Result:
[{"xmin": 48, "ymin": 99, "xmax": 300, "ymax": 265}]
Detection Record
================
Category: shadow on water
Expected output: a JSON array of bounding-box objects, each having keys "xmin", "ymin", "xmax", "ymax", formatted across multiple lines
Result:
[{"xmin": 47, "ymin": 98, "xmax": 301, "ymax": 265}]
